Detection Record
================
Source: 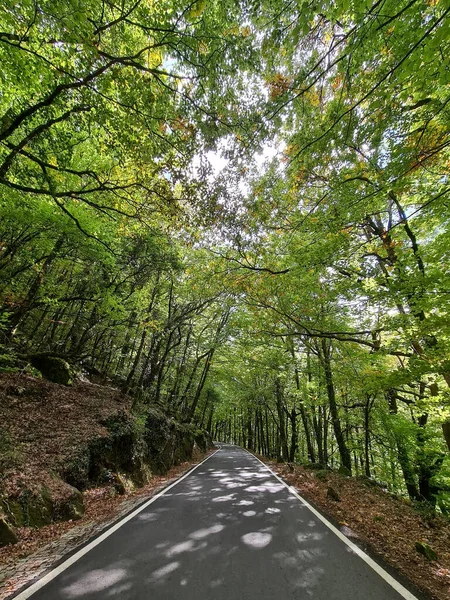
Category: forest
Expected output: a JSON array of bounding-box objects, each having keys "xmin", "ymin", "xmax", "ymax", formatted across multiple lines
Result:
[{"xmin": 1, "ymin": 0, "xmax": 449, "ymax": 518}]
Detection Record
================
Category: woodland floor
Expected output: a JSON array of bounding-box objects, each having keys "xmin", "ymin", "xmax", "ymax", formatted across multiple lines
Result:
[
  {"xmin": 0, "ymin": 373, "xmax": 132, "ymax": 500},
  {"xmin": 261, "ymin": 458, "xmax": 450, "ymax": 600},
  {"xmin": 0, "ymin": 449, "xmax": 212, "ymax": 599}
]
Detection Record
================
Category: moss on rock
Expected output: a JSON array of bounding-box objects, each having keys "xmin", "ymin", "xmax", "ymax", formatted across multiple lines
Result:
[
  {"xmin": 0, "ymin": 514, "xmax": 17, "ymax": 546},
  {"xmin": 53, "ymin": 484, "xmax": 84, "ymax": 521},
  {"xmin": 28, "ymin": 355, "xmax": 74, "ymax": 386},
  {"xmin": 0, "ymin": 498, "xmax": 24, "ymax": 527},
  {"xmin": 415, "ymin": 541, "xmax": 438, "ymax": 561},
  {"xmin": 20, "ymin": 487, "xmax": 54, "ymax": 527}
]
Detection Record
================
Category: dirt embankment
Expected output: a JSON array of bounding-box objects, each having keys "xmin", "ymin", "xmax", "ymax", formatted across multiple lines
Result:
[{"xmin": 0, "ymin": 373, "xmax": 211, "ymax": 544}]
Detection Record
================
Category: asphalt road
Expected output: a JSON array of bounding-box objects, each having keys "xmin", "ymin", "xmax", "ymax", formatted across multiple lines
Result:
[{"xmin": 20, "ymin": 445, "xmax": 417, "ymax": 599}]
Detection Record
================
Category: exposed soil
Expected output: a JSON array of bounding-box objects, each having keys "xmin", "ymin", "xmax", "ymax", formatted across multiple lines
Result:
[
  {"xmin": 0, "ymin": 373, "xmax": 132, "ymax": 499},
  {"xmin": 262, "ymin": 459, "xmax": 450, "ymax": 600}
]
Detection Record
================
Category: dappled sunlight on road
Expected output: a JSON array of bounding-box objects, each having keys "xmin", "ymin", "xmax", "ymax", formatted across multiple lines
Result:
[
  {"xmin": 189, "ymin": 524, "xmax": 225, "ymax": 539},
  {"xmin": 241, "ymin": 531, "xmax": 273, "ymax": 548},
  {"xmin": 165, "ymin": 540, "xmax": 198, "ymax": 557},
  {"xmin": 38, "ymin": 445, "xmax": 407, "ymax": 600},
  {"xmin": 62, "ymin": 565, "xmax": 131, "ymax": 597},
  {"xmin": 149, "ymin": 561, "xmax": 180, "ymax": 582}
]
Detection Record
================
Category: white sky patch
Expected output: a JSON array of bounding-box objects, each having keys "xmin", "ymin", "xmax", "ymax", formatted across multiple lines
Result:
[
  {"xmin": 205, "ymin": 150, "xmax": 228, "ymax": 176},
  {"xmin": 191, "ymin": 139, "xmax": 285, "ymax": 188}
]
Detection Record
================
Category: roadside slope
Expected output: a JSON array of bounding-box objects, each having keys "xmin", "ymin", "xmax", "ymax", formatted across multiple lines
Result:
[
  {"xmin": 263, "ymin": 459, "xmax": 450, "ymax": 600},
  {"xmin": 0, "ymin": 373, "xmax": 211, "ymax": 552}
]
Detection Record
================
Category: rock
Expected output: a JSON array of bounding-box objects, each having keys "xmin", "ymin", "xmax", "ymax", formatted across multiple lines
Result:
[
  {"xmin": 415, "ymin": 541, "xmax": 438, "ymax": 561},
  {"xmin": 173, "ymin": 423, "xmax": 195, "ymax": 465},
  {"xmin": 23, "ymin": 486, "xmax": 54, "ymax": 527},
  {"xmin": 63, "ymin": 449, "xmax": 91, "ymax": 491},
  {"xmin": 65, "ymin": 411, "xmax": 154, "ymax": 492},
  {"xmin": 194, "ymin": 430, "xmax": 209, "ymax": 453},
  {"xmin": 130, "ymin": 461, "xmax": 152, "ymax": 487},
  {"xmin": 426, "ymin": 518, "xmax": 439, "ymax": 529},
  {"xmin": 337, "ymin": 465, "xmax": 351, "ymax": 477},
  {"xmin": 315, "ymin": 469, "xmax": 329, "ymax": 481},
  {"xmin": 357, "ymin": 475, "xmax": 375, "ymax": 486},
  {"xmin": 327, "ymin": 486, "xmax": 341, "ymax": 501},
  {"xmin": 4, "ymin": 482, "xmax": 84, "ymax": 527},
  {"xmin": 357, "ymin": 475, "xmax": 387, "ymax": 490},
  {"xmin": 54, "ymin": 485, "xmax": 84, "ymax": 521},
  {"xmin": 145, "ymin": 409, "xmax": 177, "ymax": 474},
  {"xmin": 0, "ymin": 515, "xmax": 17, "ymax": 546},
  {"xmin": 28, "ymin": 355, "xmax": 74, "ymax": 386},
  {"xmin": 304, "ymin": 462, "xmax": 327, "ymax": 470},
  {"xmin": 113, "ymin": 473, "xmax": 127, "ymax": 495},
  {"xmin": 0, "ymin": 499, "xmax": 25, "ymax": 526},
  {"xmin": 89, "ymin": 411, "xmax": 145, "ymax": 484}
]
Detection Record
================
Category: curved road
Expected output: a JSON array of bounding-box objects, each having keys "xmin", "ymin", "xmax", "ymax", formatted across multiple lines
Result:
[{"xmin": 16, "ymin": 445, "xmax": 419, "ymax": 599}]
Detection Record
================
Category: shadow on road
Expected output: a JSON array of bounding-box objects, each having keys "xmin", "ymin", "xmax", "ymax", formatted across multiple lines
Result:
[{"xmin": 31, "ymin": 445, "xmax": 409, "ymax": 600}]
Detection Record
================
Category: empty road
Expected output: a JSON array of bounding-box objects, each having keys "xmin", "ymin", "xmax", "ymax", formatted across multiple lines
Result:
[{"xmin": 16, "ymin": 445, "xmax": 419, "ymax": 599}]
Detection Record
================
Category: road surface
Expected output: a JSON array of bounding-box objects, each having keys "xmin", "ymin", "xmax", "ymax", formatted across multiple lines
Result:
[{"xmin": 17, "ymin": 445, "xmax": 418, "ymax": 599}]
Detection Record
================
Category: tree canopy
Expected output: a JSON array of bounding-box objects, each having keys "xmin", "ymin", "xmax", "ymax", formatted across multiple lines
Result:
[{"xmin": 1, "ymin": 0, "xmax": 449, "ymax": 511}]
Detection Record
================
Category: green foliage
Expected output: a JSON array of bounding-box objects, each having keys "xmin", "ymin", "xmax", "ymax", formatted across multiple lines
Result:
[
  {"xmin": 1, "ymin": 0, "xmax": 449, "ymax": 518},
  {"xmin": 0, "ymin": 314, "xmax": 16, "ymax": 372}
]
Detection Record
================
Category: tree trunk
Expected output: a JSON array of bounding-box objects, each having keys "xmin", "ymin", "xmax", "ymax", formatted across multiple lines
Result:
[
  {"xmin": 386, "ymin": 389, "xmax": 420, "ymax": 500},
  {"xmin": 292, "ymin": 355, "xmax": 316, "ymax": 462},
  {"xmin": 247, "ymin": 412, "xmax": 254, "ymax": 451},
  {"xmin": 364, "ymin": 395, "xmax": 372, "ymax": 478},
  {"xmin": 288, "ymin": 409, "xmax": 298, "ymax": 462},
  {"xmin": 319, "ymin": 339, "xmax": 352, "ymax": 473},
  {"xmin": 443, "ymin": 422, "xmax": 450, "ymax": 452},
  {"xmin": 275, "ymin": 378, "xmax": 289, "ymax": 461}
]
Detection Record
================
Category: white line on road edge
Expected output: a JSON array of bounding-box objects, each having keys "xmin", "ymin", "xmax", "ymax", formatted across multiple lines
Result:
[
  {"xmin": 12, "ymin": 449, "xmax": 221, "ymax": 600},
  {"xmin": 248, "ymin": 452, "xmax": 419, "ymax": 600}
]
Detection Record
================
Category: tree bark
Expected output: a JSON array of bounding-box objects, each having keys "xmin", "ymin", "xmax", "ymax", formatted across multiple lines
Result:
[
  {"xmin": 275, "ymin": 378, "xmax": 289, "ymax": 461},
  {"xmin": 319, "ymin": 339, "xmax": 352, "ymax": 473},
  {"xmin": 386, "ymin": 389, "xmax": 420, "ymax": 500}
]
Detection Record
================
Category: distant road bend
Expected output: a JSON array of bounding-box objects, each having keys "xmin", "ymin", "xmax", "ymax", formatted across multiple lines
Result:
[{"xmin": 16, "ymin": 445, "xmax": 420, "ymax": 600}]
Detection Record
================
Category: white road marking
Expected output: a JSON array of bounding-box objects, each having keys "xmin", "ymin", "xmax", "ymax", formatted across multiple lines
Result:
[
  {"xmin": 248, "ymin": 451, "xmax": 419, "ymax": 600},
  {"xmin": 13, "ymin": 446, "xmax": 420, "ymax": 600},
  {"xmin": 12, "ymin": 449, "xmax": 220, "ymax": 599}
]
